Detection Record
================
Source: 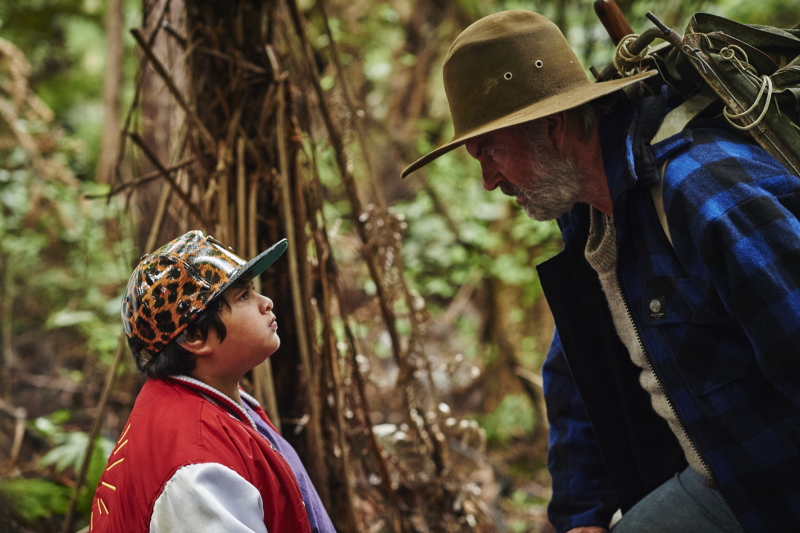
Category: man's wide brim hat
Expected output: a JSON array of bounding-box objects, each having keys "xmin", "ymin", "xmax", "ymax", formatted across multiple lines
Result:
[{"xmin": 401, "ymin": 10, "xmax": 656, "ymax": 178}]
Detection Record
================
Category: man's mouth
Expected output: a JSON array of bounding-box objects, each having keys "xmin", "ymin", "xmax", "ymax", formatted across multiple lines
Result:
[{"xmin": 500, "ymin": 183, "xmax": 525, "ymax": 199}]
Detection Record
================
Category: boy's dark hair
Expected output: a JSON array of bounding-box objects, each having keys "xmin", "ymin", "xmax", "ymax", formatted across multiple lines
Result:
[{"xmin": 128, "ymin": 276, "xmax": 252, "ymax": 379}]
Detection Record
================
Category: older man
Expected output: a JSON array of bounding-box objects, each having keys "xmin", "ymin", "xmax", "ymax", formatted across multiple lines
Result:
[{"xmin": 402, "ymin": 10, "xmax": 800, "ymax": 533}]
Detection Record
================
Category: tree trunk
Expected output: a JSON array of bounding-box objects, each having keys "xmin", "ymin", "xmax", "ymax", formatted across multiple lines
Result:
[
  {"xmin": 96, "ymin": 0, "xmax": 124, "ymax": 184},
  {"xmin": 134, "ymin": 0, "xmax": 187, "ymax": 250}
]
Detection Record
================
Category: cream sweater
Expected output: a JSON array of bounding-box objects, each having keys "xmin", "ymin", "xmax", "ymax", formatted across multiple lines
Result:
[{"xmin": 584, "ymin": 207, "xmax": 708, "ymax": 477}]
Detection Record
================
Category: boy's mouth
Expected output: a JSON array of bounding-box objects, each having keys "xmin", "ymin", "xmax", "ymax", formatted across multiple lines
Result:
[{"xmin": 269, "ymin": 316, "xmax": 278, "ymax": 328}]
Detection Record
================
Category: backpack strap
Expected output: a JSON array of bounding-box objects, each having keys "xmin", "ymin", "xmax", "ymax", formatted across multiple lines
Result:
[{"xmin": 649, "ymin": 87, "xmax": 719, "ymax": 247}]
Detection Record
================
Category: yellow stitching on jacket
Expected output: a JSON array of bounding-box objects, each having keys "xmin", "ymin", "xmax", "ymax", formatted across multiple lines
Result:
[
  {"xmin": 118, "ymin": 423, "xmax": 131, "ymax": 443},
  {"xmin": 101, "ymin": 481, "xmax": 117, "ymax": 491},
  {"xmin": 113, "ymin": 439, "xmax": 128, "ymax": 455},
  {"xmin": 106, "ymin": 457, "xmax": 125, "ymax": 471}
]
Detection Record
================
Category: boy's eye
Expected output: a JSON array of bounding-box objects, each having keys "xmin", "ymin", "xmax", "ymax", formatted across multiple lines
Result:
[{"xmin": 239, "ymin": 290, "xmax": 250, "ymax": 301}]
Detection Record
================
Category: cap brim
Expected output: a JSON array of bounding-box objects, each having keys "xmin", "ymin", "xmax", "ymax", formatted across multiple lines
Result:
[
  {"xmin": 215, "ymin": 238, "xmax": 289, "ymax": 298},
  {"xmin": 400, "ymin": 70, "xmax": 657, "ymax": 178},
  {"xmin": 237, "ymin": 238, "xmax": 288, "ymax": 281}
]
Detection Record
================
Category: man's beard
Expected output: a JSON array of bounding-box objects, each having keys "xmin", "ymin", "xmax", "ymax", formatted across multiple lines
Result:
[{"xmin": 501, "ymin": 133, "xmax": 583, "ymax": 221}]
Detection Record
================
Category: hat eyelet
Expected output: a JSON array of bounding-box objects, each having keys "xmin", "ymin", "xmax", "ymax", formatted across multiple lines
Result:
[
  {"xmin": 535, "ymin": 60, "xmax": 543, "ymax": 68},
  {"xmin": 504, "ymin": 72, "xmax": 513, "ymax": 80}
]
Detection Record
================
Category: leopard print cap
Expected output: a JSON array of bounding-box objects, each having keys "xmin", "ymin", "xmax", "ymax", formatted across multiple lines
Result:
[{"xmin": 121, "ymin": 230, "xmax": 287, "ymax": 352}]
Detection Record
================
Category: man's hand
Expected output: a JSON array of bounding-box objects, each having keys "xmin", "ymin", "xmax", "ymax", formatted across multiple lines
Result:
[{"xmin": 566, "ymin": 528, "xmax": 607, "ymax": 533}]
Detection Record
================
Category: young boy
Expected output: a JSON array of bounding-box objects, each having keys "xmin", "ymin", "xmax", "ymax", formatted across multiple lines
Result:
[{"xmin": 92, "ymin": 230, "xmax": 336, "ymax": 533}]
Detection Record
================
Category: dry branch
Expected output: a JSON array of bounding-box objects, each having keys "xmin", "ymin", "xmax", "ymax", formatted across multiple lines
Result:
[
  {"xmin": 112, "ymin": 0, "xmax": 174, "ymax": 185},
  {"xmin": 248, "ymin": 172, "xmax": 281, "ymax": 429},
  {"xmin": 300, "ymin": 119, "xmax": 407, "ymax": 520},
  {"xmin": 128, "ymin": 132, "xmax": 207, "ymax": 225},
  {"xmin": 284, "ymin": 0, "xmax": 405, "ymax": 370},
  {"xmin": 130, "ymin": 28, "xmax": 216, "ymax": 153},
  {"xmin": 61, "ymin": 337, "xmax": 126, "ymax": 533},
  {"xmin": 276, "ymin": 78, "xmax": 330, "ymax": 508},
  {"xmin": 104, "ymin": 156, "xmax": 195, "ymax": 197},
  {"xmin": 236, "ymin": 137, "xmax": 247, "ymax": 255},
  {"xmin": 0, "ymin": 399, "xmax": 27, "ymax": 467},
  {"xmin": 62, "ymin": 158, "xmax": 177, "ymax": 533},
  {"xmin": 316, "ymin": 0, "xmax": 386, "ymax": 209}
]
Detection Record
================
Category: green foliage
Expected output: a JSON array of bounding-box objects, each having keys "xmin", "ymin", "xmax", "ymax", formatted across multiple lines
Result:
[
  {"xmin": 0, "ymin": 0, "xmax": 141, "ymax": 179},
  {"xmin": 34, "ymin": 412, "xmax": 115, "ymax": 514},
  {"xmin": 0, "ymin": 478, "xmax": 71, "ymax": 521},
  {"xmin": 475, "ymin": 393, "xmax": 535, "ymax": 444},
  {"xmin": 0, "ymin": 92, "xmax": 134, "ymax": 367},
  {"xmin": 721, "ymin": 0, "xmax": 800, "ymax": 26}
]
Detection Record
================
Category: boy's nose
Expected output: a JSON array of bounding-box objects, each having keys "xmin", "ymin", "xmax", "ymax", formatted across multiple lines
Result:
[{"xmin": 260, "ymin": 295, "xmax": 273, "ymax": 314}]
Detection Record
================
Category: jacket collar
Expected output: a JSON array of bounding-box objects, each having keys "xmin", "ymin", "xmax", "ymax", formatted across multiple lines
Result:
[
  {"xmin": 558, "ymin": 86, "xmax": 693, "ymax": 244},
  {"xmin": 168, "ymin": 375, "xmax": 260, "ymax": 431}
]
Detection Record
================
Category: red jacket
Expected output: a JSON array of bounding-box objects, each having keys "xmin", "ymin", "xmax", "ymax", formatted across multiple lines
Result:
[{"xmin": 91, "ymin": 377, "xmax": 312, "ymax": 533}]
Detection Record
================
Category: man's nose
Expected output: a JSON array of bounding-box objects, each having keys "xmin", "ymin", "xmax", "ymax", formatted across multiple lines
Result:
[{"xmin": 482, "ymin": 165, "xmax": 501, "ymax": 191}]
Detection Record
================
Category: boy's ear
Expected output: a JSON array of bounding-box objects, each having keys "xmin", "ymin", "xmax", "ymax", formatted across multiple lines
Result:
[{"xmin": 177, "ymin": 329, "xmax": 214, "ymax": 357}]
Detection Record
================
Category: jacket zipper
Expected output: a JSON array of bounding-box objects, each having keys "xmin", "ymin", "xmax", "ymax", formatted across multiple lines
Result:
[{"xmin": 613, "ymin": 259, "xmax": 746, "ymax": 533}]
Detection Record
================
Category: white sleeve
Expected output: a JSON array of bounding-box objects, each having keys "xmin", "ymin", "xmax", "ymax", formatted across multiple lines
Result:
[{"xmin": 150, "ymin": 463, "xmax": 268, "ymax": 533}]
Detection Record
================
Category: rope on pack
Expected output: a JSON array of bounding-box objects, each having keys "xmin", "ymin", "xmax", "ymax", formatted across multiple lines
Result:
[
  {"xmin": 614, "ymin": 34, "xmax": 650, "ymax": 75},
  {"xmin": 719, "ymin": 44, "xmax": 773, "ymax": 131}
]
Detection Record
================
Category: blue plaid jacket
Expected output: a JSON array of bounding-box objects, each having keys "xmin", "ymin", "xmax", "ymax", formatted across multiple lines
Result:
[{"xmin": 539, "ymin": 90, "xmax": 800, "ymax": 533}]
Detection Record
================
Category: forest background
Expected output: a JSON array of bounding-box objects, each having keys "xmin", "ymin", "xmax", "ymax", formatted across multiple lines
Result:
[{"xmin": 0, "ymin": 0, "xmax": 795, "ymax": 532}]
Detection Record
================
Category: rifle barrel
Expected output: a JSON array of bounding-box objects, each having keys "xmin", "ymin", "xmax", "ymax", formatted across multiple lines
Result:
[{"xmin": 594, "ymin": 0, "xmax": 634, "ymax": 45}]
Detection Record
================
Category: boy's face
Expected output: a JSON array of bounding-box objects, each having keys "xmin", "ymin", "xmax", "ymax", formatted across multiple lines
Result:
[{"xmin": 206, "ymin": 283, "xmax": 280, "ymax": 376}]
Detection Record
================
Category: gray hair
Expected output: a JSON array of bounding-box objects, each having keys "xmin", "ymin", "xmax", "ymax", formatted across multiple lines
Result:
[{"xmin": 521, "ymin": 92, "xmax": 622, "ymax": 142}]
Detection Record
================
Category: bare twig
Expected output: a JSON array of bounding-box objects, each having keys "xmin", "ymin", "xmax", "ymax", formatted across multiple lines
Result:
[
  {"xmin": 61, "ymin": 167, "xmax": 174, "ymax": 532},
  {"xmin": 216, "ymin": 142, "xmax": 231, "ymax": 244},
  {"xmin": 276, "ymin": 78, "xmax": 330, "ymax": 507},
  {"xmin": 61, "ymin": 336, "xmax": 126, "ymax": 533},
  {"xmin": 443, "ymin": 267, "xmax": 481, "ymax": 325},
  {"xmin": 284, "ymin": 0, "xmax": 404, "ymax": 369},
  {"xmin": 101, "ymin": 157, "xmax": 195, "ymax": 197},
  {"xmin": 197, "ymin": 47, "xmax": 269, "ymax": 75},
  {"xmin": 113, "ymin": 0, "xmax": 174, "ymax": 185},
  {"xmin": 236, "ymin": 137, "xmax": 247, "ymax": 255},
  {"xmin": 9, "ymin": 407, "xmax": 25, "ymax": 466},
  {"xmin": 248, "ymin": 172, "xmax": 281, "ymax": 429},
  {"xmin": 514, "ymin": 366, "xmax": 544, "ymax": 389},
  {"xmin": 1, "ymin": 257, "xmax": 13, "ymax": 402},
  {"xmin": 130, "ymin": 28, "xmax": 216, "ymax": 153},
  {"xmin": 0, "ymin": 400, "xmax": 27, "ymax": 467},
  {"xmin": 315, "ymin": 0, "xmax": 386, "ymax": 209},
  {"xmin": 128, "ymin": 132, "xmax": 207, "ymax": 225},
  {"xmin": 301, "ymin": 135, "xmax": 405, "ymax": 531},
  {"xmin": 162, "ymin": 21, "xmax": 187, "ymax": 49},
  {"xmin": 308, "ymin": 192, "xmax": 361, "ymax": 532}
]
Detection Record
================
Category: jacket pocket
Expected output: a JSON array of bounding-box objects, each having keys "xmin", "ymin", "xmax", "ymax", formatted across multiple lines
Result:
[{"xmin": 644, "ymin": 275, "xmax": 758, "ymax": 395}]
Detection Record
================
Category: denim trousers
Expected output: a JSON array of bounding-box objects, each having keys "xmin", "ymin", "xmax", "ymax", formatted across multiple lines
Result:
[{"xmin": 611, "ymin": 466, "xmax": 741, "ymax": 533}]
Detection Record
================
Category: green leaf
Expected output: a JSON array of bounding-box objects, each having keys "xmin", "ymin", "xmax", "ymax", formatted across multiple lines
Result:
[
  {"xmin": 477, "ymin": 393, "xmax": 535, "ymax": 444},
  {"xmin": 39, "ymin": 431, "xmax": 90, "ymax": 473},
  {"xmin": 47, "ymin": 309, "xmax": 96, "ymax": 329},
  {"xmin": 0, "ymin": 478, "xmax": 71, "ymax": 521}
]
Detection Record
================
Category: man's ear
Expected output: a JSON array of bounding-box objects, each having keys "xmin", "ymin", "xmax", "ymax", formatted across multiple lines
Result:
[
  {"xmin": 544, "ymin": 111, "xmax": 568, "ymax": 151},
  {"xmin": 178, "ymin": 329, "xmax": 214, "ymax": 357}
]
